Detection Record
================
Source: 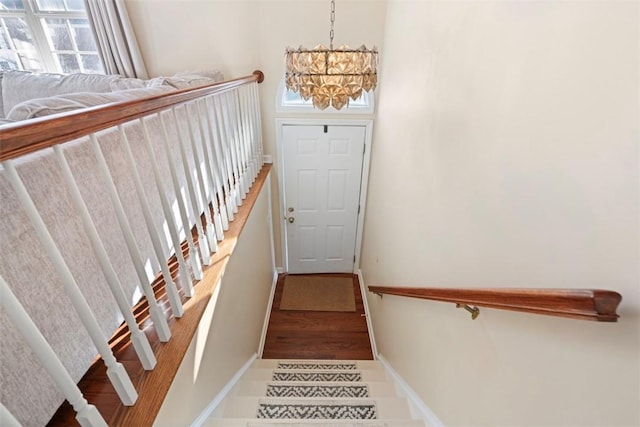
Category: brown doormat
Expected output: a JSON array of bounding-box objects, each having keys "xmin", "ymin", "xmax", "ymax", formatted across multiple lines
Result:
[{"xmin": 280, "ymin": 275, "xmax": 356, "ymax": 312}]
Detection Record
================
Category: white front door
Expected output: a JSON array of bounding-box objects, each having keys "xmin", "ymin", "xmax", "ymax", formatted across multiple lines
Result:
[{"xmin": 283, "ymin": 125, "xmax": 366, "ymax": 273}]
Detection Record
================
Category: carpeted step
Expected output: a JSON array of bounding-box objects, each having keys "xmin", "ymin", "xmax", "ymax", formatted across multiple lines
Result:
[
  {"xmin": 252, "ymin": 360, "xmax": 381, "ymax": 371},
  {"xmin": 203, "ymin": 419, "xmax": 427, "ymax": 427},
  {"xmin": 243, "ymin": 369, "xmax": 388, "ymax": 383},
  {"xmin": 218, "ymin": 397, "xmax": 411, "ymax": 420},
  {"xmin": 231, "ymin": 381, "xmax": 398, "ymax": 398}
]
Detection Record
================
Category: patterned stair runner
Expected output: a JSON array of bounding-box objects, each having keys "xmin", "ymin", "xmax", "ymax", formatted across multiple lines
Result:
[
  {"xmin": 266, "ymin": 384, "xmax": 370, "ymax": 398},
  {"xmin": 277, "ymin": 362, "xmax": 358, "ymax": 370},
  {"xmin": 257, "ymin": 401, "xmax": 377, "ymax": 419},
  {"xmin": 272, "ymin": 371, "xmax": 363, "ymax": 382}
]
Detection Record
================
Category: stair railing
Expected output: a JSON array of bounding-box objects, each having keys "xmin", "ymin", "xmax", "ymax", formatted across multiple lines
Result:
[
  {"xmin": 0, "ymin": 70, "xmax": 265, "ymax": 426},
  {"xmin": 368, "ymin": 286, "xmax": 622, "ymax": 322}
]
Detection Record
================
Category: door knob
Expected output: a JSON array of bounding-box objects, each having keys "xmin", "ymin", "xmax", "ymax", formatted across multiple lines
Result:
[{"xmin": 288, "ymin": 217, "xmax": 295, "ymax": 223}]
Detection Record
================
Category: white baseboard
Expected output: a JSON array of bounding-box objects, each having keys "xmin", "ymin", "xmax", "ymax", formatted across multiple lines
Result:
[
  {"xmin": 276, "ymin": 266, "xmax": 284, "ymax": 274},
  {"xmin": 357, "ymin": 269, "xmax": 378, "ymax": 358},
  {"xmin": 263, "ymin": 154, "xmax": 273, "ymax": 163},
  {"xmin": 190, "ymin": 353, "xmax": 258, "ymax": 427},
  {"xmin": 377, "ymin": 354, "xmax": 445, "ymax": 427},
  {"xmin": 258, "ymin": 269, "xmax": 279, "ymax": 357}
]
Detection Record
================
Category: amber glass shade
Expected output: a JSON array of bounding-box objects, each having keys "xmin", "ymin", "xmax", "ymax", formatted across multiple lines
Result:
[{"xmin": 285, "ymin": 44, "xmax": 378, "ymax": 110}]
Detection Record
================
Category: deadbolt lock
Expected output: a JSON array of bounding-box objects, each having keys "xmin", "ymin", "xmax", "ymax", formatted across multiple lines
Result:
[{"xmin": 288, "ymin": 207, "xmax": 294, "ymax": 212}]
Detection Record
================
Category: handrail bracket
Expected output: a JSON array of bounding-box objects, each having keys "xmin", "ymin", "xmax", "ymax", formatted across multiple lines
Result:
[
  {"xmin": 456, "ymin": 303, "xmax": 480, "ymax": 320},
  {"xmin": 373, "ymin": 291, "xmax": 383, "ymax": 298}
]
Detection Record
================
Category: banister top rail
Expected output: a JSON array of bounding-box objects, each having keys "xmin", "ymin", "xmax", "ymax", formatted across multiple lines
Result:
[
  {"xmin": 0, "ymin": 70, "xmax": 264, "ymax": 162},
  {"xmin": 367, "ymin": 286, "xmax": 622, "ymax": 322}
]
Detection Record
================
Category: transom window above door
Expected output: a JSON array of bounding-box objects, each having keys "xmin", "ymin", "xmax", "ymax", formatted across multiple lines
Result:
[
  {"xmin": 0, "ymin": 0, "xmax": 103, "ymax": 74},
  {"xmin": 277, "ymin": 78, "xmax": 375, "ymax": 115}
]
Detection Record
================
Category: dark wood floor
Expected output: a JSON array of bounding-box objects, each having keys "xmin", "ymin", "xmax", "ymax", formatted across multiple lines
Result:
[{"xmin": 262, "ymin": 273, "xmax": 374, "ymax": 360}]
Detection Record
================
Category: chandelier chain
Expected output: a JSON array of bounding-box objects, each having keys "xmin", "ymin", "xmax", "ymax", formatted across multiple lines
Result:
[{"xmin": 330, "ymin": 0, "xmax": 335, "ymax": 50}]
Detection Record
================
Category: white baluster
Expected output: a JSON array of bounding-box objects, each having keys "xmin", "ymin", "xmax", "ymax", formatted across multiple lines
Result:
[
  {"xmin": 214, "ymin": 94, "xmax": 240, "ymax": 213},
  {"xmin": 90, "ymin": 135, "xmax": 172, "ymax": 342},
  {"xmin": 212, "ymin": 95, "xmax": 237, "ymax": 220},
  {"xmin": 117, "ymin": 126, "xmax": 188, "ymax": 310},
  {"xmin": 139, "ymin": 118, "xmax": 204, "ymax": 280},
  {"xmin": 176, "ymin": 106, "xmax": 214, "ymax": 259},
  {"xmin": 53, "ymin": 145, "xmax": 156, "ymax": 369},
  {"xmin": 232, "ymin": 89, "xmax": 249, "ymax": 198},
  {"xmin": 249, "ymin": 84, "xmax": 262, "ymax": 178},
  {"xmin": 0, "ymin": 402, "xmax": 23, "ymax": 427},
  {"xmin": 1, "ymin": 277, "xmax": 108, "ymax": 427},
  {"xmin": 189, "ymin": 102, "xmax": 219, "ymax": 248},
  {"xmin": 192, "ymin": 101, "xmax": 223, "ymax": 244},
  {"xmin": 2, "ymin": 161, "xmax": 138, "ymax": 405},
  {"xmin": 221, "ymin": 91, "xmax": 244, "ymax": 206},
  {"xmin": 192, "ymin": 102, "xmax": 225, "ymax": 241},
  {"xmin": 252, "ymin": 82, "xmax": 265, "ymax": 167},
  {"xmin": 203, "ymin": 98, "xmax": 231, "ymax": 229},
  {"xmin": 240, "ymin": 85, "xmax": 257, "ymax": 184}
]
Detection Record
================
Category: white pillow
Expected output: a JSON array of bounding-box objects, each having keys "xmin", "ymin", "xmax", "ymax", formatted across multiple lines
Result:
[
  {"xmin": 1, "ymin": 71, "xmax": 121, "ymax": 114},
  {"xmin": 109, "ymin": 77, "xmax": 147, "ymax": 90},
  {"xmin": 173, "ymin": 69, "xmax": 224, "ymax": 81},
  {"xmin": 7, "ymin": 87, "xmax": 175, "ymax": 121},
  {"xmin": 164, "ymin": 69, "xmax": 225, "ymax": 89}
]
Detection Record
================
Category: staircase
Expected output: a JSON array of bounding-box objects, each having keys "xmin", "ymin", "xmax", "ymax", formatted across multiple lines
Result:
[{"xmin": 204, "ymin": 359, "xmax": 426, "ymax": 426}]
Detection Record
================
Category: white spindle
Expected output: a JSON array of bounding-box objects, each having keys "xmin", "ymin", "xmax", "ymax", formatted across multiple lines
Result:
[
  {"xmin": 249, "ymin": 84, "xmax": 263, "ymax": 178},
  {"xmin": 191, "ymin": 101, "xmax": 223, "ymax": 243},
  {"xmin": 211, "ymin": 95, "xmax": 237, "ymax": 220},
  {"xmin": 214, "ymin": 94, "xmax": 241, "ymax": 213},
  {"xmin": 53, "ymin": 145, "xmax": 157, "ymax": 369},
  {"xmin": 240, "ymin": 85, "xmax": 257, "ymax": 184},
  {"xmin": 232, "ymin": 89, "xmax": 250, "ymax": 198},
  {"xmin": 176, "ymin": 107, "xmax": 214, "ymax": 260},
  {"xmin": 202, "ymin": 98, "xmax": 232, "ymax": 228},
  {"xmin": 252, "ymin": 82, "xmax": 265, "ymax": 167},
  {"xmin": 2, "ymin": 161, "xmax": 137, "ymax": 406},
  {"xmin": 192, "ymin": 102, "xmax": 225, "ymax": 240},
  {"xmin": 230, "ymin": 90, "xmax": 247, "ymax": 199},
  {"xmin": 1, "ymin": 277, "xmax": 108, "ymax": 427},
  {"xmin": 139, "ymin": 118, "xmax": 204, "ymax": 280},
  {"xmin": 90, "ymin": 136, "xmax": 172, "ymax": 342},
  {"xmin": 118, "ymin": 126, "xmax": 189, "ymax": 308},
  {"xmin": 186, "ymin": 104, "xmax": 218, "ymax": 250},
  {"xmin": 0, "ymin": 402, "xmax": 23, "ymax": 427},
  {"xmin": 221, "ymin": 92, "xmax": 244, "ymax": 206}
]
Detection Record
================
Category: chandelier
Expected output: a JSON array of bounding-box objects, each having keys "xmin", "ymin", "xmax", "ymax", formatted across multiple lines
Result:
[{"xmin": 284, "ymin": 0, "xmax": 378, "ymax": 111}]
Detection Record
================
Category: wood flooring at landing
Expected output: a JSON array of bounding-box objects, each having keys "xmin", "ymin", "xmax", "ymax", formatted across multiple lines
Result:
[{"xmin": 262, "ymin": 273, "xmax": 374, "ymax": 360}]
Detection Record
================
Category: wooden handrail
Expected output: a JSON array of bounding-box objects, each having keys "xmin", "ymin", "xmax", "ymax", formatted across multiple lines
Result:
[
  {"xmin": 367, "ymin": 286, "xmax": 622, "ymax": 322},
  {"xmin": 0, "ymin": 70, "xmax": 264, "ymax": 162}
]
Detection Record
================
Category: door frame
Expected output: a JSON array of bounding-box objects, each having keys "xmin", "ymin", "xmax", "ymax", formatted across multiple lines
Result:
[{"xmin": 276, "ymin": 118, "xmax": 374, "ymax": 274}]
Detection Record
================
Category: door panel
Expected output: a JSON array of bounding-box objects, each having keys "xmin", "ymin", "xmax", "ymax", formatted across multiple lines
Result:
[{"xmin": 283, "ymin": 125, "xmax": 365, "ymax": 273}]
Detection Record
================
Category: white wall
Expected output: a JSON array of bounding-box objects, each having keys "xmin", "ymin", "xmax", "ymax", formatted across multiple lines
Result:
[
  {"xmin": 361, "ymin": 1, "xmax": 639, "ymax": 426},
  {"xmin": 125, "ymin": 0, "xmax": 387, "ymax": 267},
  {"xmin": 153, "ymin": 177, "xmax": 275, "ymax": 426}
]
